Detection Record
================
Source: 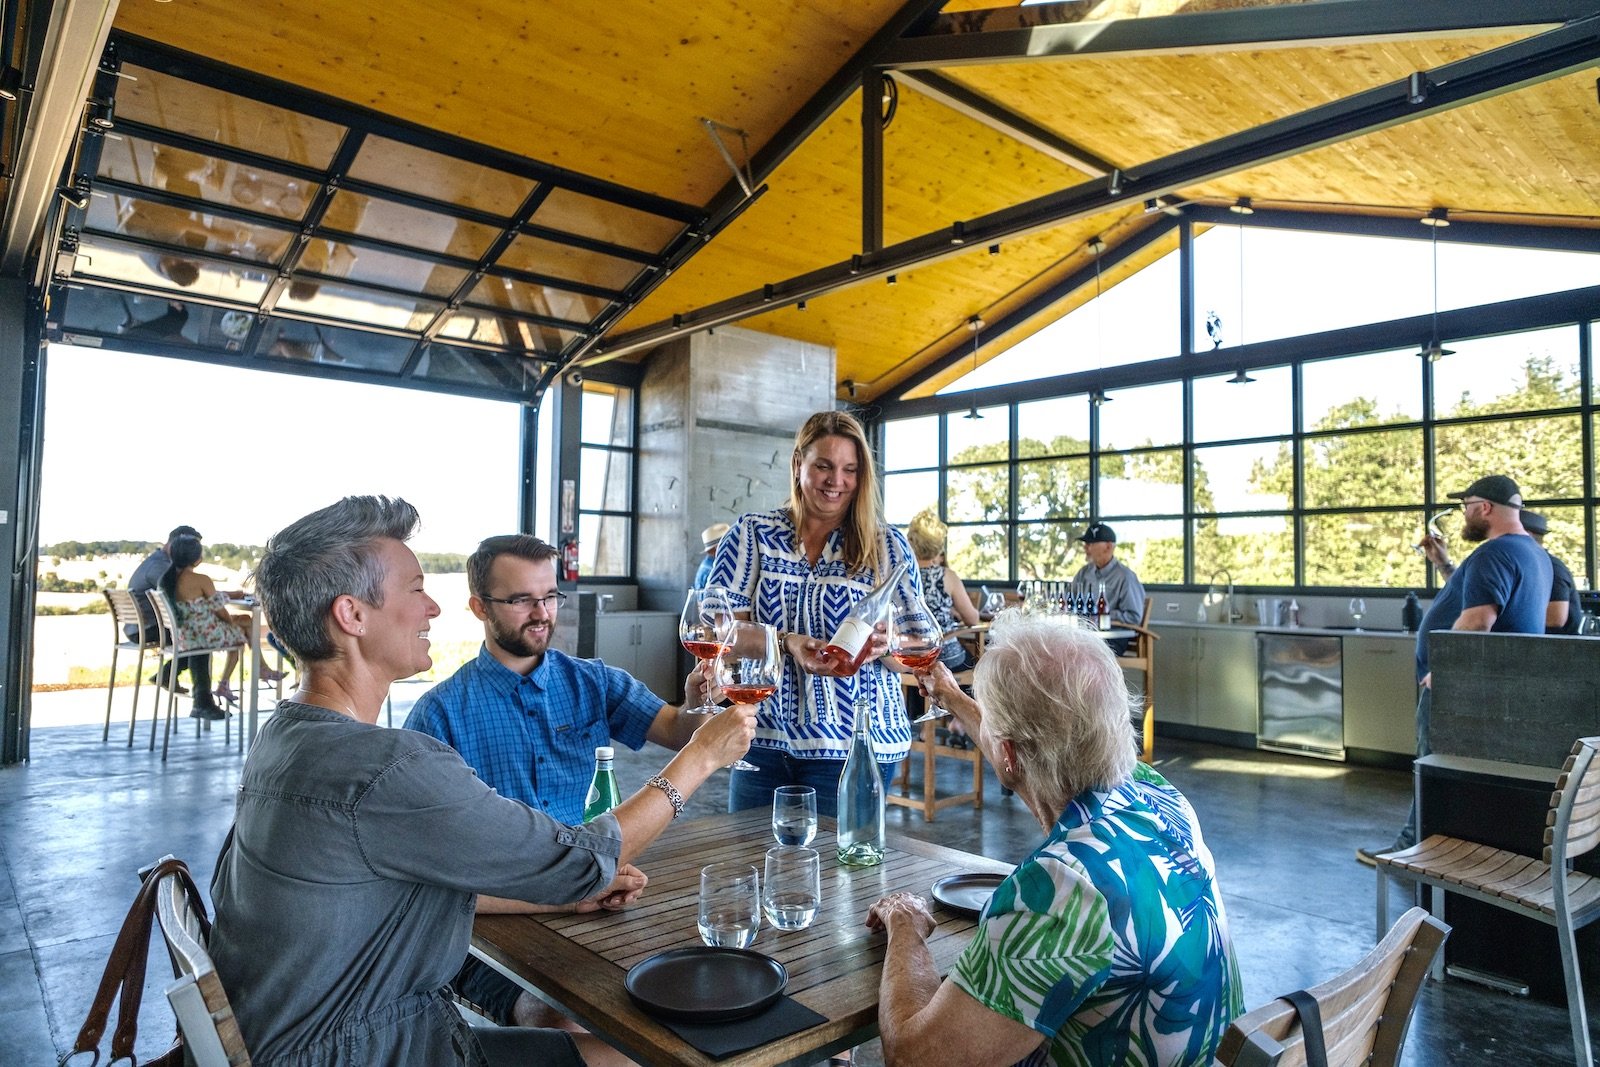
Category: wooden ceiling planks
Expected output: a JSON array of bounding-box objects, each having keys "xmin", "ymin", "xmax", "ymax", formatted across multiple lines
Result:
[
  {"xmin": 615, "ymin": 81, "xmax": 1091, "ymax": 330},
  {"xmin": 113, "ymin": 0, "xmax": 905, "ymax": 206},
  {"xmin": 943, "ymin": 34, "xmax": 1533, "ymax": 172},
  {"xmin": 1188, "ymin": 70, "xmax": 1600, "ymax": 219}
]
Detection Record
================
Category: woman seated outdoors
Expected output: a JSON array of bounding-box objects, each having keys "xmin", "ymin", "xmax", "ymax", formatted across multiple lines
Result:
[
  {"xmin": 160, "ymin": 533, "xmax": 246, "ymax": 718},
  {"xmin": 208, "ymin": 496, "xmax": 756, "ymax": 1067},
  {"xmin": 867, "ymin": 611, "xmax": 1242, "ymax": 1067}
]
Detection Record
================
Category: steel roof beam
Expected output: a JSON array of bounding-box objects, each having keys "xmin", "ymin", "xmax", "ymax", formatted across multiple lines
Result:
[
  {"xmin": 589, "ymin": 16, "xmax": 1600, "ymax": 363},
  {"xmin": 895, "ymin": 70, "xmax": 1115, "ymax": 177},
  {"xmin": 879, "ymin": 0, "xmax": 1600, "ymax": 71}
]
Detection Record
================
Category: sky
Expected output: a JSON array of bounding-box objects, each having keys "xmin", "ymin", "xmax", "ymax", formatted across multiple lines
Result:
[{"xmin": 39, "ymin": 346, "xmax": 522, "ymax": 553}]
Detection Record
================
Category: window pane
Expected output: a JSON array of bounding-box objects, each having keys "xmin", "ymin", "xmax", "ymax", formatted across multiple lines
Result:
[
  {"xmin": 274, "ymin": 278, "xmax": 439, "ymax": 332},
  {"xmin": 258, "ymin": 319, "xmax": 415, "ymax": 372},
  {"xmin": 884, "ymin": 471, "xmax": 939, "ymax": 526},
  {"xmin": 947, "ymin": 465, "xmax": 1009, "ymax": 523},
  {"xmin": 532, "ymin": 188, "xmax": 684, "ymax": 253},
  {"xmin": 947, "ymin": 524, "xmax": 1008, "ymax": 582},
  {"xmin": 498, "ymin": 234, "xmax": 643, "ymax": 291},
  {"xmin": 1192, "ymin": 366, "xmax": 1291, "ymax": 442},
  {"xmin": 1432, "ymin": 326, "xmax": 1581, "ymax": 418},
  {"xmin": 1016, "ymin": 522, "xmax": 1086, "ymax": 580},
  {"xmin": 1192, "ymin": 442, "xmax": 1291, "ymax": 514},
  {"xmin": 1017, "ymin": 458, "xmax": 1091, "ymax": 520},
  {"xmin": 581, "ymin": 384, "xmax": 633, "ymax": 446},
  {"xmin": 1098, "ymin": 449, "xmax": 1184, "ymax": 516},
  {"xmin": 939, "ymin": 242, "xmax": 1180, "ymax": 392},
  {"xmin": 1301, "ymin": 348, "xmax": 1422, "ymax": 431},
  {"xmin": 1097, "ymin": 382, "xmax": 1181, "ymax": 450},
  {"xmin": 580, "ymin": 447, "xmax": 630, "ymax": 511},
  {"xmin": 579, "ymin": 512, "xmax": 631, "ymax": 577},
  {"xmin": 1536, "ymin": 505, "xmax": 1588, "ymax": 591},
  {"xmin": 884, "ymin": 415, "xmax": 939, "ymax": 471},
  {"xmin": 1303, "ymin": 512, "xmax": 1426, "ymax": 588},
  {"xmin": 347, "ymin": 135, "xmax": 534, "ymax": 216},
  {"xmin": 1193, "ymin": 515, "xmax": 1294, "ymax": 586},
  {"xmin": 1434, "ymin": 415, "xmax": 1583, "ymax": 502},
  {"xmin": 75, "ymin": 233, "xmax": 272, "ymax": 303},
  {"xmin": 1298, "ymin": 429, "xmax": 1422, "ymax": 509},
  {"xmin": 1104, "ymin": 519, "xmax": 1185, "ymax": 584},
  {"xmin": 945, "ymin": 408, "xmax": 1009, "ymax": 464},
  {"xmin": 1017, "ymin": 395, "xmax": 1089, "ymax": 457}
]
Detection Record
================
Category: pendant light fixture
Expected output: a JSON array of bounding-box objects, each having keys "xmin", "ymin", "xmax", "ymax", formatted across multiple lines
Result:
[
  {"xmin": 963, "ymin": 316, "xmax": 984, "ymax": 419},
  {"xmin": 1229, "ymin": 220, "xmax": 1254, "ymax": 384},
  {"xmin": 1089, "ymin": 238, "xmax": 1111, "ymax": 407},
  {"xmin": 1418, "ymin": 209, "xmax": 1455, "ymax": 362}
]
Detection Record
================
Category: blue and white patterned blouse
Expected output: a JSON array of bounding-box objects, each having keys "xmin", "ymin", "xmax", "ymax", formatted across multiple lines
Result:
[{"xmin": 708, "ymin": 507, "xmax": 920, "ymax": 762}]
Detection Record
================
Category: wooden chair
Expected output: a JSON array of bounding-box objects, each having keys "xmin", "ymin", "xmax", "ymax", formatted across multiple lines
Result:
[
  {"xmin": 889, "ymin": 663, "xmax": 983, "ymax": 822},
  {"xmin": 1117, "ymin": 598, "xmax": 1158, "ymax": 763},
  {"xmin": 103, "ymin": 588, "xmax": 160, "ymax": 746},
  {"xmin": 151, "ymin": 857, "xmax": 252, "ymax": 1066},
  {"xmin": 1216, "ymin": 906, "xmax": 1448, "ymax": 1067},
  {"xmin": 1374, "ymin": 735, "xmax": 1600, "ymax": 1067}
]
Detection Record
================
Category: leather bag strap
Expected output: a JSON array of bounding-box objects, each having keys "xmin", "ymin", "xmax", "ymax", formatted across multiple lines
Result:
[
  {"xmin": 1283, "ymin": 988, "xmax": 1329, "ymax": 1067},
  {"xmin": 61, "ymin": 857, "xmax": 199, "ymax": 1067}
]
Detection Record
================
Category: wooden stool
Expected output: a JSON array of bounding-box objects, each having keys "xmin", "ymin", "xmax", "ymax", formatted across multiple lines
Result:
[{"xmin": 889, "ymin": 674, "xmax": 983, "ymax": 822}]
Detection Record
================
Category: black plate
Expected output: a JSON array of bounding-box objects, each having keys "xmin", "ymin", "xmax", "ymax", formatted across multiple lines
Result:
[
  {"xmin": 625, "ymin": 947, "xmax": 788, "ymax": 1022},
  {"xmin": 931, "ymin": 872, "xmax": 1006, "ymax": 918}
]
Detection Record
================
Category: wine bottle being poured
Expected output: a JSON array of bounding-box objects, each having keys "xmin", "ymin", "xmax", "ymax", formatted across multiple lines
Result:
[{"xmin": 820, "ymin": 562, "xmax": 911, "ymax": 677}]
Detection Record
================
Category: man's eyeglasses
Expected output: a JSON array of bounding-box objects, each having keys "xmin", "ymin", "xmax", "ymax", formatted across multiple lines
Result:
[{"xmin": 479, "ymin": 591, "xmax": 568, "ymax": 611}]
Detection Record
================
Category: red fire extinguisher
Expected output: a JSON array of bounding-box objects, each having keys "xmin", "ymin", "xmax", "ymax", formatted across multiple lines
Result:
[{"xmin": 561, "ymin": 538, "xmax": 580, "ymax": 582}]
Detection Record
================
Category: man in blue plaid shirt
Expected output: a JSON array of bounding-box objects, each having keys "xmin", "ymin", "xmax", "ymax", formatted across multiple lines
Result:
[{"xmin": 406, "ymin": 533, "xmax": 713, "ymax": 1030}]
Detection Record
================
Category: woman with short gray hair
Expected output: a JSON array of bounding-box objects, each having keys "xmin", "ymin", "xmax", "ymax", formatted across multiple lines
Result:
[
  {"xmin": 209, "ymin": 496, "xmax": 755, "ymax": 1067},
  {"xmin": 865, "ymin": 611, "xmax": 1242, "ymax": 1067}
]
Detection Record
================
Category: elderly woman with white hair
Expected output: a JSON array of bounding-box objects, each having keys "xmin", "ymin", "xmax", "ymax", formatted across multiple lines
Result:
[{"xmin": 865, "ymin": 611, "xmax": 1242, "ymax": 1067}]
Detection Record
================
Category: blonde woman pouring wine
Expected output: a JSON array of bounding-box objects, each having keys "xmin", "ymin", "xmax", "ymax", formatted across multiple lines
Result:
[{"xmin": 709, "ymin": 410, "xmax": 922, "ymax": 815}]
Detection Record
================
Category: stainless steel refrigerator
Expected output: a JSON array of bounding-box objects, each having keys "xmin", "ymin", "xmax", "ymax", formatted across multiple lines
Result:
[{"xmin": 1257, "ymin": 633, "xmax": 1345, "ymax": 760}]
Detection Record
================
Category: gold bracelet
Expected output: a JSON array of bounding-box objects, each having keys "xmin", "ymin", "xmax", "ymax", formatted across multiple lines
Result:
[{"xmin": 646, "ymin": 774, "xmax": 684, "ymax": 818}]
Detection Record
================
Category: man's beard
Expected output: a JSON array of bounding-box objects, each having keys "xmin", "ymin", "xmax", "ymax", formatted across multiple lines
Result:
[
  {"xmin": 1461, "ymin": 512, "xmax": 1491, "ymax": 542},
  {"xmin": 490, "ymin": 616, "xmax": 550, "ymax": 659}
]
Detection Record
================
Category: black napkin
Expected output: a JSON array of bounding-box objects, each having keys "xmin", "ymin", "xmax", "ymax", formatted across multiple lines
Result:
[{"xmin": 657, "ymin": 994, "xmax": 828, "ymax": 1059}]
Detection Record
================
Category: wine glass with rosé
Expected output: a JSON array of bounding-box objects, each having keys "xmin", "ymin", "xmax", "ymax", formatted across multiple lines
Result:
[
  {"xmin": 711, "ymin": 620, "xmax": 777, "ymax": 772},
  {"xmin": 680, "ymin": 585, "xmax": 734, "ymax": 716},
  {"xmin": 889, "ymin": 595, "xmax": 947, "ymax": 724}
]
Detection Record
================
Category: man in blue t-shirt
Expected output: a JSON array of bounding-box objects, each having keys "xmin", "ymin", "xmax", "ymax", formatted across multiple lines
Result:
[
  {"xmin": 405, "ymin": 533, "xmax": 713, "ymax": 1028},
  {"xmin": 1359, "ymin": 475, "xmax": 1551, "ymax": 864}
]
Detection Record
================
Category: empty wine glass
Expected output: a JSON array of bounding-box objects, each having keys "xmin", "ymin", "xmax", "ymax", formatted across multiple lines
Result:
[
  {"xmin": 889, "ymin": 595, "xmax": 946, "ymax": 724},
  {"xmin": 712, "ymin": 620, "xmax": 776, "ymax": 772},
  {"xmin": 1349, "ymin": 597, "xmax": 1367, "ymax": 631},
  {"xmin": 981, "ymin": 589, "xmax": 1005, "ymax": 617},
  {"xmin": 762, "ymin": 846, "xmax": 821, "ymax": 931},
  {"xmin": 698, "ymin": 861, "xmax": 760, "ymax": 948},
  {"xmin": 680, "ymin": 585, "xmax": 734, "ymax": 715},
  {"xmin": 772, "ymin": 785, "xmax": 817, "ymax": 847}
]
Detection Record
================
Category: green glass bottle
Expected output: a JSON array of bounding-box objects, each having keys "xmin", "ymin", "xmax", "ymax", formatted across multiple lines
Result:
[{"xmin": 583, "ymin": 746, "xmax": 621, "ymax": 823}]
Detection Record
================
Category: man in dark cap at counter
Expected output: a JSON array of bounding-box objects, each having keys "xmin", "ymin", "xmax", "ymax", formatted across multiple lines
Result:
[
  {"xmin": 1520, "ymin": 510, "xmax": 1581, "ymax": 635},
  {"xmin": 1358, "ymin": 474, "xmax": 1550, "ymax": 865},
  {"xmin": 1073, "ymin": 522, "xmax": 1145, "ymax": 656}
]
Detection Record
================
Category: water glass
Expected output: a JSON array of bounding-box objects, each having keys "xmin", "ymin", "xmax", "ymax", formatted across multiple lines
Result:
[
  {"xmin": 772, "ymin": 785, "xmax": 818, "ymax": 847},
  {"xmin": 698, "ymin": 862, "xmax": 760, "ymax": 948},
  {"xmin": 762, "ymin": 847, "xmax": 821, "ymax": 931}
]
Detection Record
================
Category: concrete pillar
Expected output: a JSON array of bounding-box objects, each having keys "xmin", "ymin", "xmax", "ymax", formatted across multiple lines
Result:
[{"xmin": 635, "ymin": 327, "xmax": 835, "ymax": 612}]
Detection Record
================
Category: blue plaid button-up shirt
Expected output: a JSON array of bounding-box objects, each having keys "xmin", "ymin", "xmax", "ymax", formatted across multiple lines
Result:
[{"xmin": 404, "ymin": 644, "xmax": 663, "ymax": 825}]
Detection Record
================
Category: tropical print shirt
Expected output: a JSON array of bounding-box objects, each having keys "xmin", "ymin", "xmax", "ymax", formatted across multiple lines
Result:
[{"xmin": 951, "ymin": 764, "xmax": 1242, "ymax": 1067}]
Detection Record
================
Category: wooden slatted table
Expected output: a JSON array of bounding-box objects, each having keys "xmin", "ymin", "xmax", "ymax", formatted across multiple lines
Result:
[{"xmin": 471, "ymin": 808, "xmax": 1011, "ymax": 1067}]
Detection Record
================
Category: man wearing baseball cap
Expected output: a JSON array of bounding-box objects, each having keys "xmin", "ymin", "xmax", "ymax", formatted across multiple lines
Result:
[
  {"xmin": 1359, "ymin": 473, "xmax": 1550, "ymax": 865},
  {"xmin": 1519, "ymin": 510, "xmax": 1581, "ymax": 635},
  {"xmin": 1072, "ymin": 522, "xmax": 1146, "ymax": 637},
  {"xmin": 693, "ymin": 522, "xmax": 730, "ymax": 591}
]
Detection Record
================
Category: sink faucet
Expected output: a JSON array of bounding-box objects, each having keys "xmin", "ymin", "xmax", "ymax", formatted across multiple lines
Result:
[{"xmin": 1208, "ymin": 569, "xmax": 1241, "ymax": 623}]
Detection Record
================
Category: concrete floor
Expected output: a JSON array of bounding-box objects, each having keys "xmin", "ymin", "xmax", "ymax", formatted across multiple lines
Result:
[{"xmin": 1, "ymin": 684, "xmax": 1589, "ymax": 1065}]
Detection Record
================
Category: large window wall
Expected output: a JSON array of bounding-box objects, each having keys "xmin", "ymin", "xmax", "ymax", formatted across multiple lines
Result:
[{"xmin": 881, "ymin": 223, "xmax": 1597, "ymax": 592}]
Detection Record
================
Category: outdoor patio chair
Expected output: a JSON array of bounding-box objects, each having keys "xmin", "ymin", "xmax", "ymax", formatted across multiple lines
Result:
[
  {"xmin": 102, "ymin": 588, "xmax": 159, "ymax": 746},
  {"xmin": 145, "ymin": 590, "xmax": 243, "ymax": 760}
]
